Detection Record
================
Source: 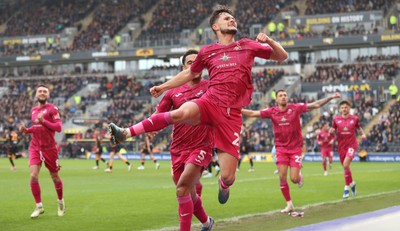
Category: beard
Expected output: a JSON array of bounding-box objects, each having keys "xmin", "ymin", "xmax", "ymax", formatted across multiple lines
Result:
[
  {"xmin": 221, "ymin": 28, "xmax": 237, "ymax": 35},
  {"xmin": 38, "ymin": 98, "xmax": 47, "ymax": 104}
]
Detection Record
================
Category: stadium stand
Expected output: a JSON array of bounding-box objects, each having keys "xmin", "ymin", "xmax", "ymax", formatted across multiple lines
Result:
[{"xmin": 0, "ymin": 0, "xmax": 399, "ymax": 157}]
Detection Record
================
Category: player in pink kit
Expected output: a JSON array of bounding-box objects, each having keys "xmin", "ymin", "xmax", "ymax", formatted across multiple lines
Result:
[
  {"xmin": 156, "ymin": 50, "xmax": 214, "ymax": 231},
  {"xmin": 317, "ymin": 123, "xmax": 336, "ymax": 176},
  {"xmin": 108, "ymin": 5, "xmax": 288, "ymax": 205},
  {"xmin": 330, "ymin": 100, "xmax": 366, "ymax": 199},
  {"xmin": 242, "ymin": 90, "xmax": 340, "ymax": 213},
  {"xmin": 19, "ymin": 85, "xmax": 65, "ymax": 218}
]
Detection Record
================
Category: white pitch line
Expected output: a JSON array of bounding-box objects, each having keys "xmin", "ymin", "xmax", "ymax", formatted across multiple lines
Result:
[{"xmin": 146, "ymin": 185, "xmax": 400, "ymax": 231}]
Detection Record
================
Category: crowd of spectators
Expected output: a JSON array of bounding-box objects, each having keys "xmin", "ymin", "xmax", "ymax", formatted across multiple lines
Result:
[
  {"xmin": 252, "ymin": 68, "xmax": 285, "ymax": 95},
  {"xmin": 235, "ymin": 0, "xmax": 294, "ymax": 39},
  {"xmin": 287, "ymin": 22, "xmax": 380, "ymax": 40},
  {"xmin": 0, "ymin": 0, "xmax": 24, "ymax": 25},
  {"xmin": 0, "ymin": 0, "xmax": 397, "ymax": 55},
  {"xmin": 316, "ymin": 57, "xmax": 343, "ymax": 64},
  {"xmin": 72, "ymin": 0, "xmax": 157, "ymax": 51},
  {"xmin": 137, "ymin": 0, "xmax": 230, "ymax": 45},
  {"xmin": 361, "ymin": 101, "xmax": 400, "ymax": 152},
  {"xmin": 2, "ymin": 0, "xmax": 96, "ymax": 37},
  {"xmin": 304, "ymin": 0, "xmax": 392, "ymax": 15},
  {"xmin": 304, "ymin": 62, "xmax": 398, "ymax": 83},
  {"xmin": 355, "ymin": 54, "xmax": 400, "ymax": 62}
]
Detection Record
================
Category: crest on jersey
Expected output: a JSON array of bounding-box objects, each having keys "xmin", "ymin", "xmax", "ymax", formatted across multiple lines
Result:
[
  {"xmin": 195, "ymin": 90, "xmax": 204, "ymax": 97},
  {"xmin": 220, "ymin": 53, "xmax": 230, "ymax": 62},
  {"xmin": 288, "ymin": 109, "xmax": 292, "ymax": 114},
  {"xmin": 234, "ymin": 42, "xmax": 242, "ymax": 50},
  {"xmin": 350, "ymin": 120, "xmax": 354, "ymax": 124}
]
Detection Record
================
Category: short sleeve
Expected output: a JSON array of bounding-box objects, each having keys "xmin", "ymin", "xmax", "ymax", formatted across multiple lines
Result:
[
  {"xmin": 248, "ymin": 39, "xmax": 272, "ymax": 60},
  {"xmin": 294, "ymin": 103, "xmax": 308, "ymax": 115},
  {"xmin": 156, "ymin": 91, "xmax": 173, "ymax": 113},
  {"xmin": 190, "ymin": 48, "xmax": 205, "ymax": 74},
  {"xmin": 260, "ymin": 108, "xmax": 272, "ymax": 119}
]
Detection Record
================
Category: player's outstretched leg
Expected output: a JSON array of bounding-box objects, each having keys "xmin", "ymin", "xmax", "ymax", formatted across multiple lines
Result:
[{"xmin": 108, "ymin": 123, "xmax": 127, "ymax": 145}]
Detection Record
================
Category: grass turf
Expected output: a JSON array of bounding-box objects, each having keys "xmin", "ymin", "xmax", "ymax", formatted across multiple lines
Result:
[{"xmin": 0, "ymin": 159, "xmax": 399, "ymax": 230}]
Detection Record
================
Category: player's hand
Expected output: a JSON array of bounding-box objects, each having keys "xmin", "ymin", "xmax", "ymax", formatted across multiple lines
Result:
[
  {"xmin": 19, "ymin": 125, "xmax": 28, "ymax": 133},
  {"xmin": 361, "ymin": 134, "xmax": 367, "ymax": 141},
  {"xmin": 329, "ymin": 128, "xmax": 335, "ymax": 134},
  {"xmin": 37, "ymin": 112, "xmax": 44, "ymax": 122},
  {"xmin": 147, "ymin": 132, "xmax": 157, "ymax": 139},
  {"xmin": 255, "ymin": 33, "xmax": 272, "ymax": 44},
  {"xmin": 331, "ymin": 92, "xmax": 341, "ymax": 99},
  {"xmin": 150, "ymin": 85, "xmax": 164, "ymax": 98}
]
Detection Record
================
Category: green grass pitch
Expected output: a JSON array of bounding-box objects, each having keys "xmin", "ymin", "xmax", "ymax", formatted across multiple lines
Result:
[{"xmin": 0, "ymin": 158, "xmax": 399, "ymax": 231}]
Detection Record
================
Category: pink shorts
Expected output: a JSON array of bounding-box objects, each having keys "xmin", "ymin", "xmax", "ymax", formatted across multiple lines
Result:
[
  {"xmin": 193, "ymin": 97, "xmax": 242, "ymax": 159},
  {"xmin": 276, "ymin": 152, "xmax": 303, "ymax": 169},
  {"xmin": 171, "ymin": 147, "xmax": 212, "ymax": 184},
  {"xmin": 29, "ymin": 147, "xmax": 60, "ymax": 172},
  {"xmin": 338, "ymin": 147, "xmax": 357, "ymax": 164},
  {"xmin": 321, "ymin": 148, "xmax": 333, "ymax": 159}
]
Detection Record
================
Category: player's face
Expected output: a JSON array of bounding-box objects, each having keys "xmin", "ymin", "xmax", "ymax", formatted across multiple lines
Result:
[
  {"xmin": 183, "ymin": 54, "xmax": 201, "ymax": 80},
  {"xmin": 214, "ymin": 12, "xmax": 237, "ymax": 35},
  {"xmin": 36, "ymin": 86, "xmax": 50, "ymax": 104},
  {"xmin": 322, "ymin": 124, "xmax": 329, "ymax": 131},
  {"xmin": 276, "ymin": 91, "xmax": 288, "ymax": 107},
  {"xmin": 340, "ymin": 104, "xmax": 350, "ymax": 116}
]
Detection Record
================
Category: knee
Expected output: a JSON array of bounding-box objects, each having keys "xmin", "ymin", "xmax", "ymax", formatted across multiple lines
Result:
[
  {"xmin": 176, "ymin": 184, "xmax": 190, "ymax": 197},
  {"xmin": 290, "ymin": 176, "xmax": 299, "ymax": 184},
  {"xmin": 171, "ymin": 109, "xmax": 186, "ymax": 122},
  {"xmin": 220, "ymin": 174, "xmax": 235, "ymax": 185},
  {"xmin": 51, "ymin": 175, "xmax": 61, "ymax": 183},
  {"xmin": 30, "ymin": 174, "xmax": 39, "ymax": 181}
]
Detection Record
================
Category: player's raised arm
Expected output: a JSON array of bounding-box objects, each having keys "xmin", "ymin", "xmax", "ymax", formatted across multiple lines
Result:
[
  {"xmin": 256, "ymin": 33, "xmax": 288, "ymax": 63},
  {"xmin": 241, "ymin": 109, "xmax": 262, "ymax": 118},
  {"xmin": 150, "ymin": 69, "xmax": 199, "ymax": 98},
  {"xmin": 307, "ymin": 92, "xmax": 341, "ymax": 111}
]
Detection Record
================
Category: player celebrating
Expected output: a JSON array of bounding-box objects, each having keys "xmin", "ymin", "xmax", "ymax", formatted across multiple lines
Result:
[
  {"xmin": 242, "ymin": 90, "xmax": 340, "ymax": 213},
  {"xmin": 330, "ymin": 100, "xmax": 366, "ymax": 199},
  {"xmin": 317, "ymin": 122, "xmax": 335, "ymax": 176},
  {"xmin": 155, "ymin": 49, "xmax": 214, "ymax": 230},
  {"xmin": 19, "ymin": 85, "xmax": 65, "ymax": 218},
  {"xmin": 108, "ymin": 5, "xmax": 288, "ymax": 204}
]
